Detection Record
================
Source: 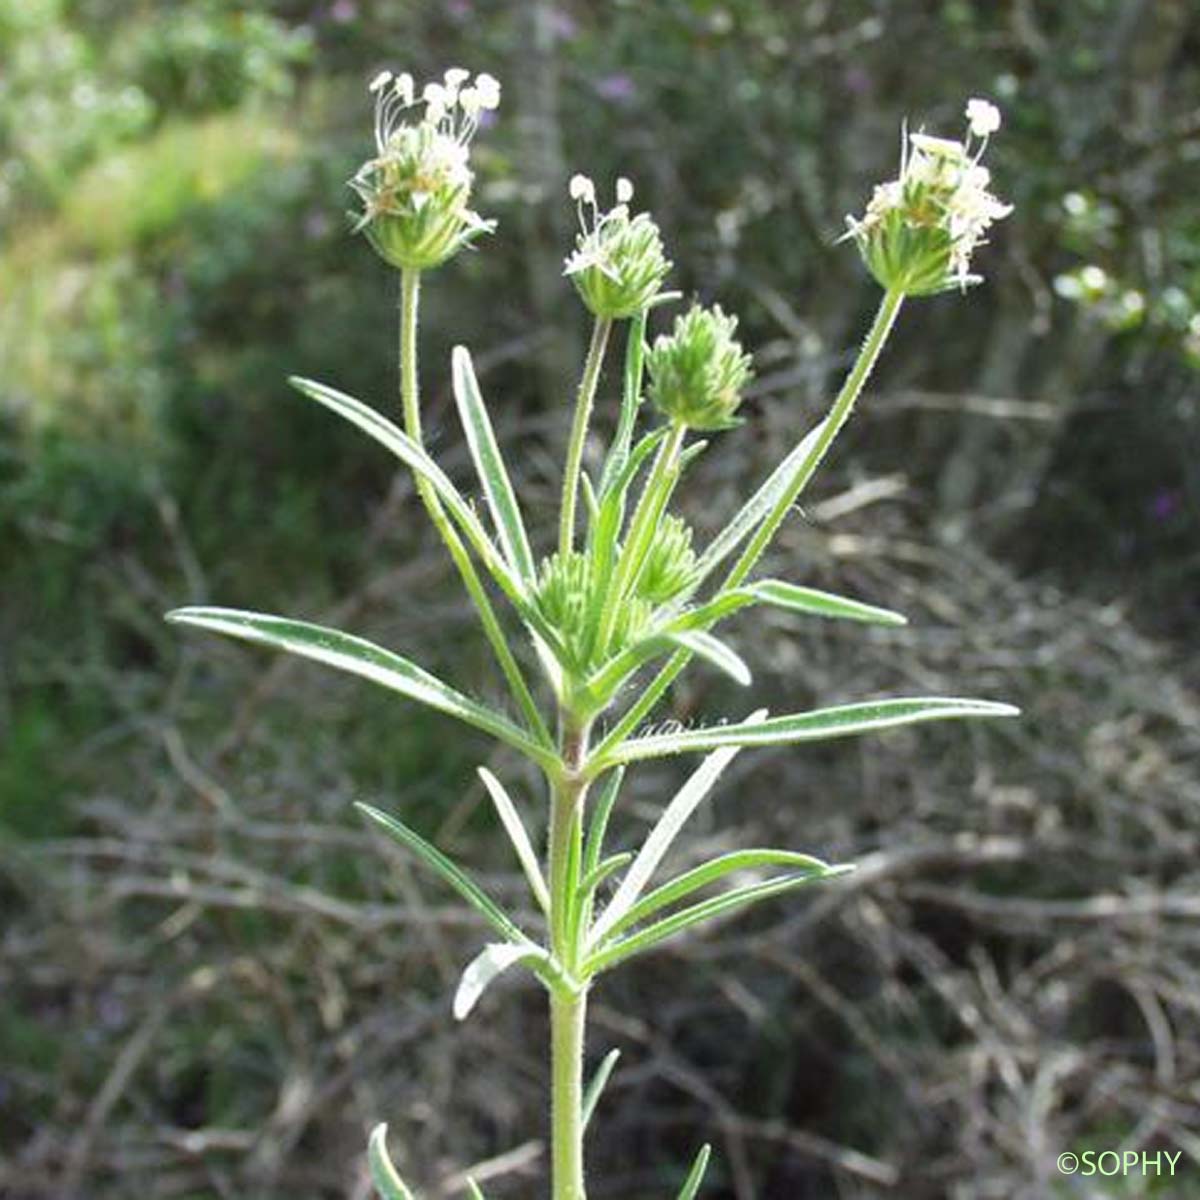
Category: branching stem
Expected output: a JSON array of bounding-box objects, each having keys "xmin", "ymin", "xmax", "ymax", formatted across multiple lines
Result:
[{"xmin": 592, "ymin": 288, "xmax": 905, "ymax": 761}]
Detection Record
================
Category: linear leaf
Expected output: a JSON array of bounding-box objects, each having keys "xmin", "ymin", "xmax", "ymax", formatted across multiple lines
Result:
[
  {"xmin": 693, "ymin": 417, "xmax": 829, "ymax": 584},
  {"xmin": 601, "ymin": 697, "xmax": 1021, "ymax": 768},
  {"xmin": 167, "ymin": 607, "xmax": 552, "ymax": 766},
  {"xmin": 368, "ymin": 1124, "xmax": 417, "ymax": 1200},
  {"xmin": 356, "ymin": 802, "xmax": 526, "ymax": 943},
  {"xmin": 677, "ymin": 1144, "xmax": 712, "ymax": 1200},
  {"xmin": 581, "ymin": 1048, "xmax": 621, "ymax": 1131},
  {"xmin": 584, "ymin": 767, "xmax": 624, "ymax": 875},
  {"xmin": 589, "ymin": 720, "xmax": 764, "ymax": 948},
  {"xmin": 667, "ymin": 630, "xmax": 751, "ymax": 686},
  {"xmin": 597, "ymin": 308, "xmax": 648, "ymax": 498},
  {"xmin": 478, "ymin": 768, "xmax": 550, "ymax": 915},
  {"xmin": 586, "ymin": 873, "xmax": 827, "ymax": 974},
  {"xmin": 289, "ymin": 376, "xmax": 526, "ymax": 605},
  {"xmin": 748, "ymin": 579, "xmax": 906, "ymax": 626},
  {"xmin": 577, "ymin": 852, "xmax": 633, "ymax": 902},
  {"xmin": 465, "ymin": 1182, "xmax": 486, "ymax": 1200},
  {"xmin": 452, "ymin": 346, "xmax": 536, "ymax": 582},
  {"xmin": 453, "ymin": 941, "xmax": 548, "ymax": 1020},
  {"xmin": 602, "ymin": 848, "xmax": 840, "ymax": 942}
]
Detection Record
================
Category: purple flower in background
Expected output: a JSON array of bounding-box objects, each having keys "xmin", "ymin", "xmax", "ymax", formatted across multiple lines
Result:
[
  {"xmin": 1150, "ymin": 489, "xmax": 1181, "ymax": 521},
  {"xmin": 596, "ymin": 73, "xmax": 637, "ymax": 104},
  {"xmin": 548, "ymin": 9, "xmax": 578, "ymax": 41},
  {"xmin": 446, "ymin": 0, "xmax": 473, "ymax": 20},
  {"xmin": 330, "ymin": 0, "xmax": 357, "ymax": 23}
]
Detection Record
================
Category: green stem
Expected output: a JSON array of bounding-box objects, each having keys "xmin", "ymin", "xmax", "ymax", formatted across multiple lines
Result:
[
  {"xmin": 724, "ymin": 288, "xmax": 904, "ymax": 587},
  {"xmin": 550, "ymin": 987, "xmax": 587, "ymax": 1200},
  {"xmin": 548, "ymin": 721, "xmax": 590, "ymax": 1200},
  {"xmin": 592, "ymin": 288, "xmax": 905, "ymax": 763},
  {"xmin": 399, "ymin": 269, "xmax": 552, "ymax": 749},
  {"xmin": 560, "ymin": 316, "xmax": 613, "ymax": 558}
]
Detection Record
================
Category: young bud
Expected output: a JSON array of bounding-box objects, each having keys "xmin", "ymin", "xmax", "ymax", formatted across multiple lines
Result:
[
  {"xmin": 637, "ymin": 515, "xmax": 698, "ymax": 605},
  {"xmin": 350, "ymin": 69, "xmax": 500, "ymax": 272},
  {"xmin": 563, "ymin": 176, "xmax": 671, "ymax": 319},
  {"xmin": 844, "ymin": 99, "xmax": 1012, "ymax": 295},
  {"xmin": 645, "ymin": 304, "xmax": 753, "ymax": 432}
]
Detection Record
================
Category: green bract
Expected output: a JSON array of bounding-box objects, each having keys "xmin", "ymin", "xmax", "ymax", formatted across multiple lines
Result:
[
  {"xmin": 168, "ymin": 74, "xmax": 1017, "ymax": 1200},
  {"xmin": 646, "ymin": 304, "xmax": 753, "ymax": 431}
]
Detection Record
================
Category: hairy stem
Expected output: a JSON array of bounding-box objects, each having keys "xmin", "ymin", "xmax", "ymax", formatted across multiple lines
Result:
[
  {"xmin": 592, "ymin": 288, "xmax": 905, "ymax": 761},
  {"xmin": 399, "ymin": 269, "xmax": 552, "ymax": 748},
  {"xmin": 560, "ymin": 315, "xmax": 613, "ymax": 558},
  {"xmin": 548, "ymin": 721, "xmax": 591, "ymax": 1200}
]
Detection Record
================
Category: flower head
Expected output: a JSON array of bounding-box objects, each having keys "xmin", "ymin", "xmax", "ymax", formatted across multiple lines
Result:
[
  {"xmin": 646, "ymin": 304, "xmax": 753, "ymax": 432},
  {"xmin": 844, "ymin": 99, "xmax": 1012, "ymax": 295},
  {"xmin": 564, "ymin": 175, "xmax": 671, "ymax": 319},
  {"xmin": 350, "ymin": 68, "xmax": 500, "ymax": 271}
]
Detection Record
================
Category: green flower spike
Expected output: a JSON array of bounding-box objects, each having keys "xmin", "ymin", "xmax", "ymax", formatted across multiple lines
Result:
[
  {"xmin": 646, "ymin": 303, "xmax": 754, "ymax": 432},
  {"xmin": 350, "ymin": 67, "xmax": 499, "ymax": 272},
  {"xmin": 564, "ymin": 175, "xmax": 672, "ymax": 319}
]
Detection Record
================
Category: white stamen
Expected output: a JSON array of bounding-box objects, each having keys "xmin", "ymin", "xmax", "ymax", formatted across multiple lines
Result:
[
  {"xmin": 616, "ymin": 177, "xmax": 633, "ymax": 204},
  {"xmin": 369, "ymin": 70, "xmax": 393, "ymax": 93},
  {"xmin": 966, "ymin": 97, "xmax": 1002, "ymax": 138},
  {"xmin": 569, "ymin": 174, "xmax": 596, "ymax": 205},
  {"xmin": 475, "ymin": 73, "xmax": 501, "ymax": 110}
]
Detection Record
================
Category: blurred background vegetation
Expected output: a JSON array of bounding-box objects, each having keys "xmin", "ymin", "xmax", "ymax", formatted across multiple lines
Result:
[{"xmin": 3, "ymin": 1, "xmax": 1199, "ymax": 1197}]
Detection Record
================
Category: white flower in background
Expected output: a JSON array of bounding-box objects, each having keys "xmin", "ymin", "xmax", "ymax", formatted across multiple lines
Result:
[
  {"xmin": 844, "ymin": 100, "xmax": 1012, "ymax": 295},
  {"xmin": 351, "ymin": 68, "xmax": 501, "ymax": 271},
  {"xmin": 563, "ymin": 174, "xmax": 671, "ymax": 318}
]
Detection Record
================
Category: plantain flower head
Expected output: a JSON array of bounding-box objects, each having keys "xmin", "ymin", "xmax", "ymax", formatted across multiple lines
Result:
[
  {"xmin": 350, "ymin": 68, "xmax": 500, "ymax": 271},
  {"xmin": 564, "ymin": 175, "xmax": 671, "ymax": 319},
  {"xmin": 845, "ymin": 98, "xmax": 1012, "ymax": 295},
  {"xmin": 645, "ymin": 304, "xmax": 753, "ymax": 432}
]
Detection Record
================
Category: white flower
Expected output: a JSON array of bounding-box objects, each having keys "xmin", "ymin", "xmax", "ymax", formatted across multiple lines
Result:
[
  {"xmin": 966, "ymin": 97, "xmax": 1002, "ymax": 138},
  {"xmin": 845, "ymin": 99, "xmax": 1012, "ymax": 293}
]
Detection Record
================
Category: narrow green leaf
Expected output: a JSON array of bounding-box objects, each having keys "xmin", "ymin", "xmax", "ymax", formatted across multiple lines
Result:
[
  {"xmin": 465, "ymin": 1182, "xmax": 486, "ymax": 1200},
  {"xmin": 587, "ymin": 873, "xmax": 829, "ymax": 974},
  {"xmin": 693, "ymin": 417, "xmax": 829, "ymax": 585},
  {"xmin": 677, "ymin": 1144, "xmax": 712, "ymax": 1200},
  {"xmin": 167, "ymin": 607, "xmax": 553, "ymax": 767},
  {"xmin": 589, "ymin": 721, "xmax": 764, "ymax": 948},
  {"xmin": 602, "ymin": 848, "xmax": 839, "ymax": 942},
  {"xmin": 581, "ymin": 471, "xmax": 600, "ymax": 524},
  {"xmin": 666, "ymin": 630, "xmax": 751, "ymax": 687},
  {"xmin": 581, "ymin": 1048, "xmax": 621, "ymax": 1131},
  {"xmin": 452, "ymin": 346, "xmax": 536, "ymax": 582},
  {"xmin": 601, "ymin": 697, "xmax": 1021, "ymax": 767},
  {"xmin": 584, "ymin": 767, "xmax": 625, "ymax": 875},
  {"xmin": 747, "ymin": 579, "xmax": 907, "ymax": 626},
  {"xmin": 577, "ymin": 852, "xmax": 633, "ymax": 902},
  {"xmin": 453, "ymin": 941, "xmax": 548, "ymax": 1020},
  {"xmin": 597, "ymin": 308, "xmax": 648, "ymax": 498},
  {"xmin": 356, "ymin": 802, "xmax": 526, "ymax": 943},
  {"xmin": 368, "ymin": 1124, "xmax": 417, "ymax": 1200},
  {"xmin": 289, "ymin": 376, "xmax": 520, "ymax": 597},
  {"xmin": 478, "ymin": 768, "xmax": 550, "ymax": 916}
]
